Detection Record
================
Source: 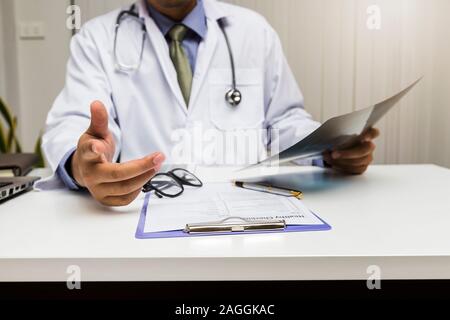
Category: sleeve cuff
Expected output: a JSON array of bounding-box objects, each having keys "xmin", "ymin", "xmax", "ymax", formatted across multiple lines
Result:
[
  {"xmin": 312, "ymin": 158, "xmax": 326, "ymax": 168},
  {"xmin": 56, "ymin": 148, "xmax": 81, "ymax": 190}
]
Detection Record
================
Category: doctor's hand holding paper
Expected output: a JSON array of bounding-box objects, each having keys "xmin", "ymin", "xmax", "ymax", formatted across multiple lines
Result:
[{"xmin": 323, "ymin": 128, "xmax": 380, "ymax": 175}]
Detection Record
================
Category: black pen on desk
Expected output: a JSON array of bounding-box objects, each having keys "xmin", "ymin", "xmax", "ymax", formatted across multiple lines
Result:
[{"xmin": 234, "ymin": 181, "xmax": 303, "ymax": 199}]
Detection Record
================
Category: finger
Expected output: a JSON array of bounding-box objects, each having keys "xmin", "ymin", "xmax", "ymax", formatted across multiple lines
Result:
[
  {"xmin": 100, "ymin": 189, "xmax": 142, "ymax": 207},
  {"xmin": 332, "ymin": 141, "xmax": 375, "ymax": 160},
  {"xmin": 86, "ymin": 101, "xmax": 109, "ymax": 139},
  {"xmin": 97, "ymin": 168, "xmax": 157, "ymax": 196},
  {"xmin": 80, "ymin": 139, "xmax": 108, "ymax": 163},
  {"xmin": 332, "ymin": 164, "xmax": 369, "ymax": 175},
  {"xmin": 95, "ymin": 152, "xmax": 165, "ymax": 183},
  {"xmin": 330, "ymin": 154, "xmax": 373, "ymax": 167},
  {"xmin": 362, "ymin": 127, "xmax": 380, "ymax": 142}
]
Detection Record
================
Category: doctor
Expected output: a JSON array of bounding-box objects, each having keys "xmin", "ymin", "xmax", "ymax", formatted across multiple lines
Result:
[{"xmin": 43, "ymin": 0, "xmax": 379, "ymax": 206}]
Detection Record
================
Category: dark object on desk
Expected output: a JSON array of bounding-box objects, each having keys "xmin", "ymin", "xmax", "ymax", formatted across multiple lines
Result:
[
  {"xmin": 0, "ymin": 176, "xmax": 40, "ymax": 203},
  {"xmin": 0, "ymin": 153, "xmax": 39, "ymax": 177}
]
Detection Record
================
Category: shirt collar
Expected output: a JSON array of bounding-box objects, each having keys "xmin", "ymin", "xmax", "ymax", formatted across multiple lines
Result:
[{"xmin": 146, "ymin": 0, "xmax": 207, "ymax": 39}]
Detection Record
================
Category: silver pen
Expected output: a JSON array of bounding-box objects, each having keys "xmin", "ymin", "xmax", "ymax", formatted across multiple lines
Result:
[{"xmin": 234, "ymin": 181, "xmax": 303, "ymax": 199}]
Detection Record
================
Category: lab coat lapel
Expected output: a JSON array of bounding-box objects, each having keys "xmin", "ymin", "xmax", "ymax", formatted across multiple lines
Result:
[
  {"xmin": 189, "ymin": 0, "xmax": 228, "ymax": 111},
  {"xmin": 137, "ymin": 1, "xmax": 188, "ymax": 114},
  {"xmin": 188, "ymin": 18, "xmax": 218, "ymax": 111}
]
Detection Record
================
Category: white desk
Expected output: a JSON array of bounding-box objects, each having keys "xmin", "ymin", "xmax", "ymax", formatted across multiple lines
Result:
[{"xmin": 1, "ymin": 165, "xmax": 450, "ymax": 282}]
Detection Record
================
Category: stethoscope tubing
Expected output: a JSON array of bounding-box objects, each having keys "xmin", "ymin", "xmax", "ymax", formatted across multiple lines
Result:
[{"xmin": 114, "ymin": 3, "xmax": 242, "ymax": 107}]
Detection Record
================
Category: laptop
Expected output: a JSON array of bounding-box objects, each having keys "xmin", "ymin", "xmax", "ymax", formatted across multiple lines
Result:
[{"xmin": 0, "ymin": 176, "xmax": 40, "ymax": 202}]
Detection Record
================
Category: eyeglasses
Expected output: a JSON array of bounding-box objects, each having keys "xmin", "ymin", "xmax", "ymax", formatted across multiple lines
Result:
[{"xmin": 142, "ymin": 168, "xmax": 203, "ymax": 198}]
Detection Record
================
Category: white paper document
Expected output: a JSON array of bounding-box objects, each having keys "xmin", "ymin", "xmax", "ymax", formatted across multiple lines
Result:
[
  {"xmin": 143, "ymin": 183, "xmax": 323, "ymax": 233},
  {"xmin": 247, "ymin": 78, "xmax": 422, "ymax": 168}
]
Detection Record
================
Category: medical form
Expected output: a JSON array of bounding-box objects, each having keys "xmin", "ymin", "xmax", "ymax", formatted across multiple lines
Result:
[{"xmin": 142, "ymin": 183, "xmax": 324, "ymax": 233}]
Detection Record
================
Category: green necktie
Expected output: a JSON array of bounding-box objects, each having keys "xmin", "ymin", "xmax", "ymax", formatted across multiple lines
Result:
[{"xmin": 168, "ymin": 24, "xmax": 193, "ymax": 106}]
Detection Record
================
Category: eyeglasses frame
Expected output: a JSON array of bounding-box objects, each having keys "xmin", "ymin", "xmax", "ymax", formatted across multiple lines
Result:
[{"xmin": 142, "ymin": 168, "xmax": 203, "ymax": 198}]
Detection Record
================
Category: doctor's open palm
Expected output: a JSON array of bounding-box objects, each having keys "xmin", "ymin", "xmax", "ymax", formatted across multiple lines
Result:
[{"xmin": 71, "ymin": 101, "xmax": 165, "ymax": 207}]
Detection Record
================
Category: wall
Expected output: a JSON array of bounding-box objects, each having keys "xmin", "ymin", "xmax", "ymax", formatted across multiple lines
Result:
[
  {"xmin": 0, "ymin": 0, "xmax": 71, "ymax": 151},
  {"xmin": 430, "ymin": 0, "xmax": 450, "ymax": 168},
  {"xmin": 0, "ymin": 0, "xmax": 21, "ymax": 120},
  {"xmin": 14, "ymin": 0, "xmax": 72, "ymax": 150}
]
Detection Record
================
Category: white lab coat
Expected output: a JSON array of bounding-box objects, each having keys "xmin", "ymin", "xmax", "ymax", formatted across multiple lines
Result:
[{"xmin": 42, "ymin": 0, "xmax": 320, "ymax": 179}]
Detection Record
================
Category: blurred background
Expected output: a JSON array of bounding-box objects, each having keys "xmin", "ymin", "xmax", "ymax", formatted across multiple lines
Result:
[{"xmin": 0, "ymin": 0, "xmax": 449, "ymax": 167}]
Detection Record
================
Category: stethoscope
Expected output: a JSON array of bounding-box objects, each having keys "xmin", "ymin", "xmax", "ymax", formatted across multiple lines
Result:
[{"xmin": 114, "ymin": 3, "xmax": 242, "ymax": 107}]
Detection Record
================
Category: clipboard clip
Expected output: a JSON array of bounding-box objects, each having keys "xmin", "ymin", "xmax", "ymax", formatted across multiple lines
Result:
[{"xmin": 184, "ymin": 217, "xmax": 286, "ymax": 234}]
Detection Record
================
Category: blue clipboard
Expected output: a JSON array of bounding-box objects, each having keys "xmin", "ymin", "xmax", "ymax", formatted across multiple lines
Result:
[{"xmin": 135, "ymin": 193, "xmax": 332, "ymax": 239}]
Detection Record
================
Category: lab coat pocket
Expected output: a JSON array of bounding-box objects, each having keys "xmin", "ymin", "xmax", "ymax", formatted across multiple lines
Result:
[{"xmin": 209, "ymin": 68, "xmax": 265, "ymax": 130}]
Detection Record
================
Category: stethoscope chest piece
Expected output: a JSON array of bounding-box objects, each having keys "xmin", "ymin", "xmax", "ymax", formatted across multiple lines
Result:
[
  {"xmin": 114, "ymin": 8, "xmax": 242, "ymax": 107},
  {"xmin": 226, "ymin": 89, "xmax": 242, "ymax": 107}
]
